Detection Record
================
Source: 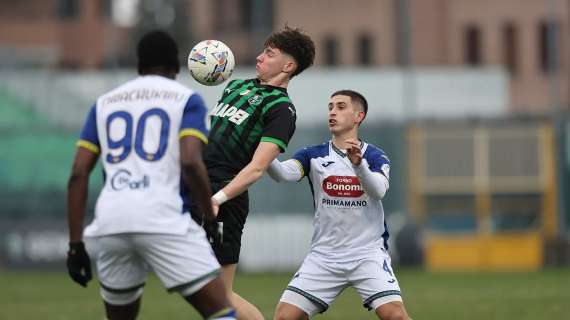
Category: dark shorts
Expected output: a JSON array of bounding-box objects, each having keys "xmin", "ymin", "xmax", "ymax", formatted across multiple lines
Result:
[{"xmin": 191, "ymin": 180, "xmax": 249, "ymax": 265}]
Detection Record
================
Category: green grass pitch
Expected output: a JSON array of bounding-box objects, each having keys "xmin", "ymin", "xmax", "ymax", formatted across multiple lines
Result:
[{"xmin": 1, "ymin": 268, "xmax": 569, "ymax": 319}]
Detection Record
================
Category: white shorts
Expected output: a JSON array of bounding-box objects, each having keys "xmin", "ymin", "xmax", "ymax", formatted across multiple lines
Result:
[
  {"xmin": 280, "ymin": 248, "xmax": 402, "ymax": 317},
  {"xmin": 85, "ymin": 222, "xmax": 220, "ymax": 301}
]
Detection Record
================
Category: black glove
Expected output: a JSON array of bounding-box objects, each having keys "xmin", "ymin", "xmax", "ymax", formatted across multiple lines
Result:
[
  {"xmin": 67, "ymin": 241, "xmax": 92, "ymax": 287},
  {"xmin": 204, "ymin": 220, "xmax": 222, "ymax": 247}
]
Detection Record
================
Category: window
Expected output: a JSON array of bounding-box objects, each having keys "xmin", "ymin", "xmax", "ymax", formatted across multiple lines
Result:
[
  {"xmin": 324, "ymin": 36, "xmax": 339, "ymax": 66},
  {"xmin": 539, "ymin": 20, "xmax": 558, "ymax": 73},
  {"xmin": 58, "ymin": 0, "xmax": 80, "ymax": 19},
  {"xmin": 502, "ymin": 22, "xmax": 518, "ymax": 75},
  {"xmin": 464, "ymin": 25, "xmax": 482, "ymax": 66},
  {"xmin": 357, "ymin": 33, "xmax": 373, "ymax": 65}
]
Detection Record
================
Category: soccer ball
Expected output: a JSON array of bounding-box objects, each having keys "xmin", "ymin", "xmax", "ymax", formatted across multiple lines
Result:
[{"xmin": 188, "ymin": 40, "xmax": 235, "ymax": 86}]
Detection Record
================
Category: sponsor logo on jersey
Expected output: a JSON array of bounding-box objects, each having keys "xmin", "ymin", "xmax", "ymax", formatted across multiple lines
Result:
[
  {"xmin": 321, "ymin": 161, "xmax": 334, "ymax": 167},
  {"xmin": 248, "ymin": 94, "xmax": 263, "ymax": 106},
  {"xmin": 110, "ymin": 169, "xmax": 150, "ymax": 191},
  {"xmin": 321, "ymin": 198, "xmax": 368, "ymax": 208},
  {"xmin": 210, "ymin": 102, "xmax": 250, "ymax": 125},
  {"xmin": 322, "ymin": 175, "xmax": 364, "ymax": 197}
]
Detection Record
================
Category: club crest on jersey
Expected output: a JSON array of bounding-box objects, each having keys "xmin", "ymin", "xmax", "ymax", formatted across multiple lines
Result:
[
  {"xmin": 248, "ymin": 94, "xmax": 263, "ymax": 106},
  {"xmin": 322, "ymin": 176, "xmax": 364, "ymax": 197}
]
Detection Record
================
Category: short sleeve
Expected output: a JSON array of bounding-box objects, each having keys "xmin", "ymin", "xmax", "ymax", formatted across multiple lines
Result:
[
  {"xmin": 77, "ymin": 104, "xmax": 100, "ymax": 154},
  {"xmin": 179, "ymin": 93, "xmax": 209, "ymax": 144},
  {"xmin": 363, "ymin": 147, "xmax": 391, "ymax": 180},
  {"xmin": 261, "ymin": 101, "xmax": 296, "ymax": 152}
]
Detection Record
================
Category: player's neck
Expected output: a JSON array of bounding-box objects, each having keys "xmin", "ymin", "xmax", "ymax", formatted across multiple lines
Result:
[
  {"xmin": 331, "ymin": 131, "xmax": 359, "ymax": 150},
  {"xmin": 259, "ymin": 73, "xmax": 290, "ymax": 88}
]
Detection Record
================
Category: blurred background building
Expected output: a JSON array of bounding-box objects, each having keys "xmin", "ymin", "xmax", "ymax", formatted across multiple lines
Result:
[{"xmin": 0, "ymin": 0, "xmax": 569, "ymax": 271}]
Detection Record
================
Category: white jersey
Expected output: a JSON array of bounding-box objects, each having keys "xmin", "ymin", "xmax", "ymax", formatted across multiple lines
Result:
[
  {"xmin": 77, "ymin": 75, "xmax": 209, "ymax": 236},
  {"xmin": 292, "ymin": 141, "xmax": 391, "ymax": 261}
]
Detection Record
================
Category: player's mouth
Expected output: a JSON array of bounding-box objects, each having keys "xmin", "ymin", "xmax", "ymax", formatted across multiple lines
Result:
[{"xmin": 328, "ymin": 119, "xmax": 336, "ymax": 126}]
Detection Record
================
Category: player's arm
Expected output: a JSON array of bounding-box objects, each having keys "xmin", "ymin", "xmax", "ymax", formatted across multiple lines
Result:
[
  {"xmin": 346, "ymin": 139, "xmax": 389, "ymax": 200},
  {"xmin": 67, "ymin": 104, "xmax": 99, "ymax": 288},
  {"xmin": 179, "ymin": 93, "xmax": 215, "ymax": 221},
  {"xmin": 267, "ymin": 158, "xmax": 304, "ymax": 182},
  {"xmin": 180, "ymin": 136, "xmax": 214, "ymax": 221},
  {"xmin": 68, "ymin": 105, "xmax": 99, "ymax": 243},
  {"xmin": 67, "ymin": 147, "xmax": 98, "ymax": 243},
  {"xmin": 213, "ymin": 141, "xmax": 280, "ymax": 205}
]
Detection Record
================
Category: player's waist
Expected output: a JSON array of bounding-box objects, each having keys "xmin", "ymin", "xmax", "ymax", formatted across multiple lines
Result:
[{"xmin": 310, "ymin": 240, "xmax": 386, "ymax": 260}]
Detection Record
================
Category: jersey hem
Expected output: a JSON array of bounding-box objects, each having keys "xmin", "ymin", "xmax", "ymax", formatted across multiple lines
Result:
[
  {"xmin": 180, "ymin": 128, "xmax": 208, "ymax": 144},
  {"xmin": 261, "ymin": 136, "xmax": 287, "ymax": 151},
  {"xmin": 77, "ymin": 139, "xmax": 100, "ymax": 154}
]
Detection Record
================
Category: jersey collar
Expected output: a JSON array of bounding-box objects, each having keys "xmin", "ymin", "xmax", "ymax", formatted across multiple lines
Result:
[
  {"xmin": 252, "ymin": 78, "xmax": 288, "ymax": 93},
  {"xmin": 330, "ymin": 140, "xmax": 365, "ymax": 157}
]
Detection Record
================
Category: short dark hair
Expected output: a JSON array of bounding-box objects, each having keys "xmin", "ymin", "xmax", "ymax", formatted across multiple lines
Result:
[
  {"xmin": 264, "ymin": 26, "xmax": 315, "ymax": 77},
  {"xmin": 331, "ymin": 90, "xmax": 368, "ymax": 121},
  {"xmin": 137, "ymin": 30, "xmax": 180, "ymax": 74}
]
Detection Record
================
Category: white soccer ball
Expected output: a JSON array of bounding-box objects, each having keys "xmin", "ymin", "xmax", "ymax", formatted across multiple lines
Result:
[{"xmin": 187, "ymin": 40, "xmax": 235, "ymax": 86}]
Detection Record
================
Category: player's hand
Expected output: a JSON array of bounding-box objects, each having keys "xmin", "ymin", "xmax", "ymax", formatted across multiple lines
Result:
[
  {"xmin": 66, "ymin": 241, "xmax": 92, "ymax": 288},
  {"xmin": 345, "ymin": 139, "xmax": 362, "ymax": 166}
]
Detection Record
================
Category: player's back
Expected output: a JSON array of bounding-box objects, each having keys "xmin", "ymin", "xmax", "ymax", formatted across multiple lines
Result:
[{"xmin": 82, "ymin": 75, "xmax": 204, "ymax": 237}]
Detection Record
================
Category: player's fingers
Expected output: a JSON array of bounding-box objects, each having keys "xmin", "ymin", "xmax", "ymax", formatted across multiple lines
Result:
[
  {"xmin": 85, "ymin": 263, "xmax": 93, "ymax": 281},
  {"xmin": 69, "ymin": 270, "xmax": 87, "ymax": 287}
]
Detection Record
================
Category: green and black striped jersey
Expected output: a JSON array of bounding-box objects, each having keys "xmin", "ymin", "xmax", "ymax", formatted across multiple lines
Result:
[{"xmin": 204, "ymin": 78, "xmax": 296, "ymax": 181}]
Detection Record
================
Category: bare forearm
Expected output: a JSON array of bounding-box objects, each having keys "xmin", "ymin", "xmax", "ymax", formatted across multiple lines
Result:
[
  {"xmin": 221, "ymin": 163, "xmax": 265, "ymax": 199},
  {"xmin": 67, "ymin": 174, "xmax": 89, "ymax": 242}
]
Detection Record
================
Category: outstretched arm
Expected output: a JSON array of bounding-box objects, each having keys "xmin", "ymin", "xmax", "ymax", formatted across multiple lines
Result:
[
  {"xmin": 267, "ymin": 158, "xmax": 303, "ymax": 182},
  {"xmin": 212, "ymin": 141, "xmax": 280, "ymax": 207}
]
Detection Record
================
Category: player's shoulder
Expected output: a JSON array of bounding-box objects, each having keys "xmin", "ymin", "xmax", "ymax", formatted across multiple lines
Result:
[
  {"xmin": 363, "ymin": 142, "xmax": 389, "ymax": 162},
  {"xmin": 296, "ymin": 141, "xmax": 330, "ymax": 159}
]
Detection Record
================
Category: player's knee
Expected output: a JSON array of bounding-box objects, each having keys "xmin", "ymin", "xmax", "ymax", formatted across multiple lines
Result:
[
  {"xmin": 376, "ymin": 304, "xmax": 409, "ymax": 320},
  {"xmin": 273, "ymin": 303, "xmax": 308, "ymax": 320},
  {"xmin": 100, "ymin": 287, "xmax": 143, "ymax": 306}
]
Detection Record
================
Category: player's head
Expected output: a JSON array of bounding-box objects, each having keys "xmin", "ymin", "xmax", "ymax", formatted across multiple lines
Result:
[
  {"xmin": 257, "ymin": 26, "xmax": 315, "ymax": 82},
  {"xmin": 137, "ymin": 30, "xmax": 180, "ymax": 77},
  {"xmin": 328, "ymin": 90, "xmax": 368, "ymax": 134}
]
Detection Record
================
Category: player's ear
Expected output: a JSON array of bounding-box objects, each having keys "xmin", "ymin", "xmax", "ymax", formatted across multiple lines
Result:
[
  {"xmin": 282, "ymin": 56, "xmax": 297, "ymax": 75},
  {"xmin": 355, "ymin": 110, "xmax": 365, "ymax": 125}
]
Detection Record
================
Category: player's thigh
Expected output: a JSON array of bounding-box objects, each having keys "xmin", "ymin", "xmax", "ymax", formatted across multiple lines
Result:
[
  {"xmin": 85, "ymin": 234, "xmax": 148, "ymax": 289},
  {"xmin": 349, "ymin": 249, "xmax": 403, "ymax": 311},
  {"xmin": 274, "ymin": 301, "xmax": 309, "ymax": 320},
  {"xmin": 280, "ymin": 254, "xmax": 347, "ymax": 317},
  {"xmin": 134, "ymin": 226, "xmax": 220, "ymax": 294},
  {"xmin": 214, "ymin": 187, "xmax": 249, "ymax": 265},
  {"xmin": 85, "ymin": 235, "xmax": 148, "ymax": 305}
]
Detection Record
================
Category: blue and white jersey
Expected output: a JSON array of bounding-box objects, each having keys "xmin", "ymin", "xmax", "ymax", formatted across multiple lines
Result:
[
  {"xmin": 78, "ymin": 75, "xmax": 208, "ymax": 236},
  {"xmin": 293, "ymin": 141, "xmax": 391, "ymax": 261}
]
